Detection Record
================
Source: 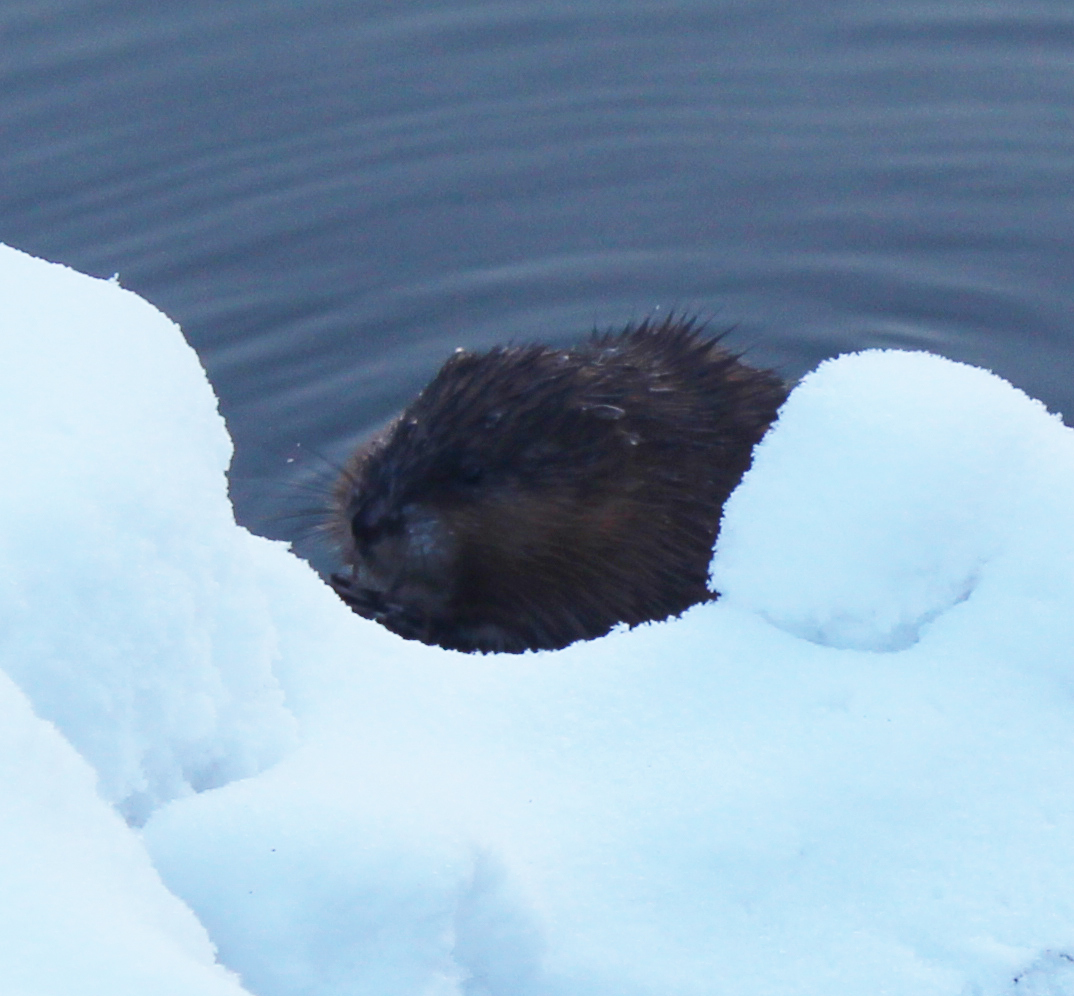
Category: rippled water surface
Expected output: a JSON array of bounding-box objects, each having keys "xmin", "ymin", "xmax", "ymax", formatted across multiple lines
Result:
[{"xmin": 3, "ymin": 0, "xmax": 1073, "ymax": 566}]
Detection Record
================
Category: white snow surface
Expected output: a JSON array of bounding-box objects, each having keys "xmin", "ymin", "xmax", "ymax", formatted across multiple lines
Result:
[{"xmin": 3, "ymin": 243, "xmax": 1074, "ymax": 996}]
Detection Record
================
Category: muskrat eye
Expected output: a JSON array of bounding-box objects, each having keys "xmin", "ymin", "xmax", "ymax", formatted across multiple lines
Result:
[
  {"xmin": 581, "ymin": 403, "xmax": 626, "ymax": 420},
  {"xmin": 456, "ymin": 461, "xmax": 485, "ymax": 485}
]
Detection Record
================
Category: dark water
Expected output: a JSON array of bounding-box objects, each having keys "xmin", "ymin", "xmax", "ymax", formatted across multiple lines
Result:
[{"xmin": 3, "ymin": 0, "xmax": 1073, "ymax": 569}]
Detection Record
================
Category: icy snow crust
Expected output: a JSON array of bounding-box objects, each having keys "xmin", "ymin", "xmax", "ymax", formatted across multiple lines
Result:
[{"xmin": 3, "ymin": 244, "xmax": 1074, "ymax": 996}]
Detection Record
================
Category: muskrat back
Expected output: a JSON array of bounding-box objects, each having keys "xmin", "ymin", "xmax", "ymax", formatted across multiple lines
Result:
[{"xmin": 328, "ymin": 315, "xmax": 787, "ymax": 653}]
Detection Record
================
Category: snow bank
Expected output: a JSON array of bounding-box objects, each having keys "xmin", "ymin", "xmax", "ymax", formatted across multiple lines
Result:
[
  {"xmin": 712, "ymin": 348, "xmax": 1071, "ymax": 651},
  {"xmin": 0, "ymin": 665, "xmax": 249, "ymax": 995},
  {"xmin": 4, "ymin": 243, "xmax": 1074, "ymax": 996},
  {"xmin": 0, "ymin": 245, "xmax": 297, "ymax": 824}
]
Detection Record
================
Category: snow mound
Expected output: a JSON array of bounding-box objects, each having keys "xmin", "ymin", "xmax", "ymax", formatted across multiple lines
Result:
[
  {"xmin": 145, "ymin": 745, "xmax": 544, "ymax": 996},
  {"xmin": 0, "ymin": 244, "xmax": 297, "ymax": 823},
  {"xmin": 0, "ymin": 666, "xmax": 250, "ymax": 995},
  {"xmin": 712, "ymin": 348, "xmax": 1068, "ymax": 651}
]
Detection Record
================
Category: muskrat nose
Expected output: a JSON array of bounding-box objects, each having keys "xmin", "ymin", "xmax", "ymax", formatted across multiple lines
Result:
[{"xmin": 349, "ymin": 502, "xmax": 404, "ymax": 548}]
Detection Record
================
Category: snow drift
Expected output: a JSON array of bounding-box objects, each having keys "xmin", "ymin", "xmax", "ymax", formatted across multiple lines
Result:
[{"xmin": 3, "ymin": 243, "xmax": 1074, "ymax": 996}]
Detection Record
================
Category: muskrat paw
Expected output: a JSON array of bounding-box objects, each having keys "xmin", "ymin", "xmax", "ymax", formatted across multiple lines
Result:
[
  {"xmin": 328, "ymin": 574, "xmax": 436, "ymax": 643},
  {"xmin": 327, "ymin": 573, "xmax": 391, "ymax": 620}
]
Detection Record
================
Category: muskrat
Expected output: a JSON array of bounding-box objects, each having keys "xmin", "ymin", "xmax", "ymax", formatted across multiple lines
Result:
[{"xmin": 327, "ymin": 315, "xmax": 787, "ymax": 653}]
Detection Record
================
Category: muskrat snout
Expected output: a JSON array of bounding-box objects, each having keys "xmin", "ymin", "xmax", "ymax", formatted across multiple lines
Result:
[{"xmin": 334, "ymin": 497, "xmax": 458, "ymax": 621}]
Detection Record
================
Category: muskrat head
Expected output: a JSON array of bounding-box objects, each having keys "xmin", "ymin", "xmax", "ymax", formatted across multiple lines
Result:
[
  {"xmin": 329, "ymin": 345, "xmax": 648, "ymax": 652},
  {"xmin": 327, "ymin": 317, "xmax": 788, "ymax": 653}
]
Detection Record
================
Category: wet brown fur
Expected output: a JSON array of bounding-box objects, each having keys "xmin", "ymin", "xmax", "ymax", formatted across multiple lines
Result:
[{"xmin": 328, "ymin": 315, "xmax": 787, "ymax": 653}]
